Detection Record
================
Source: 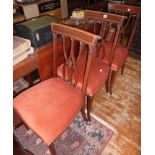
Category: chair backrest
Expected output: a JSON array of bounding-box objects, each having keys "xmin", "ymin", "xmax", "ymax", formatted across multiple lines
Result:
[
  {"xmin": 51, "ymin": 23, "xmax": 101, "ymax": 96},
  {"xmin": 108, "ymin": 2, "xmax": 141, "ymax": 49},
  {"xmin": 84, "ymin": 10, "xmax": 126, "ymax": 64}
]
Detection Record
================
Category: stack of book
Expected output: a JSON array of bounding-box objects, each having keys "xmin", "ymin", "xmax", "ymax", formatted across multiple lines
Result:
[{"xmin": 13, "ymin": 36, "xmax": 34, "ymax": 66}]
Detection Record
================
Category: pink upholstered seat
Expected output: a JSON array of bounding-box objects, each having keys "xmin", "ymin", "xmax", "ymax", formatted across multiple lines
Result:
[
  {"xmin": 14, "ymin": 78, "xmax": 83, "ymax": 145},
  {"xmin": 57, "ymin": 54, "xmax": 110, "ymax": 96},
  {"xmin": 99, "ymin": 42, "xmax": 128, "ymax": 71}
]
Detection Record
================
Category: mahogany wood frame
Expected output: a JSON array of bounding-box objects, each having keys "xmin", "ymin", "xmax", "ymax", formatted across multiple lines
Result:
[
  {"xmin": 14, "ymin": 23, "xmax": 101, "ymax": 155},
  {"xmin": 83, "ymin": 10, "xmax": 126, "ymax": 119},
  {"xmin": 107, "ymin": 2, "xmax": 141, "ymax": 94},
  {"xmin": 52, "ymin": 23, "xmax": 101, "ymax": 122},
  {"xmin": 108, "ymin": 2, "xmax": 141, "ymax": 49},
  {"xmin": 52, "ymin": 23, "xmax": 101, "ymax": 153},
  {"xmin": 52, "ymin": 23, "xmax": 100, "ymax": 94},
  {"xmin": 84, "ymin": 10, "xmax": 126, "ymax": 64}
]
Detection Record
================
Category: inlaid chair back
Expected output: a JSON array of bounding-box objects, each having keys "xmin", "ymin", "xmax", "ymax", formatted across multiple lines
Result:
[
  {"xmin": 84, "ymin": 10, "xmax": 126, "ymax": 65},
  {"xmin": 52, "ymin": 23, "xmax": 101, "ymax": 96},
  {"xmin": 108, "ymin": 2, "xmax": 141, "ymax": 49}
]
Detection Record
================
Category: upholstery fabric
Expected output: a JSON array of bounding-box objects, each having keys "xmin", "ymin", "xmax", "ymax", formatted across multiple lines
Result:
[
  {"xmin": 98, "ymin": 42, "xmax": 128, "ymax": 71},
  {"xmin": 14, "ymin": 78, "xmax": 83, "ymax": 145},
  {"xmin": 57, "ymin": 54, "xmax": 110, "ymax": 96}
]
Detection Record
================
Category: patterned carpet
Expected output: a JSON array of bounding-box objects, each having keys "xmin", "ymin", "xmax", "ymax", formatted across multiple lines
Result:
[{"xmin": 14, "ymin": 114, "xmax": 114, "ymax": 155}]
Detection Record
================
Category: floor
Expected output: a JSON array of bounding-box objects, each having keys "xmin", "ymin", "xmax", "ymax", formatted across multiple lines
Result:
[{"xmin": 92, "ymin": 56, "xmax": 141, "ymax": 155}]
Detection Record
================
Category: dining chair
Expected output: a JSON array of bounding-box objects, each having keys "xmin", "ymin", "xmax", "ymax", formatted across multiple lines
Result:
[
  {"xmin": 13, "ymin": 23, "xmax": 101, "ymax": 154},
  {"xmin": 107, "ymin": 2, "xmax": 141, "ymax": 93},
  {"xmin": 57, "ymin": 11, "xmax": 126, "ymax": 121},
  {"xmin": 108, "ymin": 2, "xmax": 141, "ymax": 48},
  {"xmin": 84, "ymin": 5, "xmax": 140, "ymax": 94},
  {"xmin": 84, "ymin": 9, "xmax": 127, "ymax": 96}
]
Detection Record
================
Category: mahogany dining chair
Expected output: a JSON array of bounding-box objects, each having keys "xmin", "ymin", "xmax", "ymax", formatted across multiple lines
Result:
[
  {"xmin": 83, "ymin": 5, "xmax": 140, "ymax": 94},
  {"xmin": 58, "ymin": 11, "xmax": 126, "ymax": 121},
  {"xmin": 80, "ymin": 10, "xmax": 127, "ymax": 120},
  {"xmin": 107, "ymin": 2, "xmax": 141, "ymax": 94},
  {"xmin": 13, "ymin": 23, "xmax": 101, "ymax": 154}
]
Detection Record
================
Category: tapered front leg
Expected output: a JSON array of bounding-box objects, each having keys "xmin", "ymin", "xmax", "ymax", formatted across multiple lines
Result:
[
  {"xmin": 87, "ymin": 96, "xmax": 94, "ymax": 121},
  {"xmin": 49, "ymin": 143, "xmax": 56, "ymax": 155},
  {"xmin": 105, "ymin": 75, "xmax": 110, "ymax": 93},
  {"xmin": 121, "ymin": 63, "xmax": 126, "ymax": 75},
  {"xmin": 25, "ymin": 74, "xmax": 33, "ymax": 87},
  {"xmin": 81, "ymin": 104, "xmax": 88, "ymax": 122},
  {"xmin": 109, "ymin": 70, "xmax": 117, "ymax": 95}
]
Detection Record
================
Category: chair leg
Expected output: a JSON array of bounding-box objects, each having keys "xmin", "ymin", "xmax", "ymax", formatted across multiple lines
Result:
[
  {"xmin": 121, "ymin": 63, "xmax": 126, "ymax": 75},
  {"xmin": 49, "ymin": 143, "xmax": 56, "ymax": 155},
  {"xmin": 13, "ymin": 134, "xmax": 33, "ymax": 155},
  {"xmin": 80, "ymin": 103, "xmax": 88, "ymax": 122},
  {"xmin": 25, "ymin": 74, "xmax": 33, "ymax": 87},
  {"xmin": 24, "ymin": 123, "xmax": 29, "ymax": 130},
  {"xmin": 87, "ymin": 96, "xmax": 94, "ymax": 121},
  {"xmin": 14, "ymin": 122, "xmax": 24, "ymax": 130},
  {"xmin": 109, "ymin": 70, "xmax": 117, "ymax": 95},
  {"xmin": 105, "ymin": 76, "xmax": 110, "ymax": 93}
]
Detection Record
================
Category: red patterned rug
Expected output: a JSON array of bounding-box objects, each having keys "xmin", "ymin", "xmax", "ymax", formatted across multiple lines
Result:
[{"xmin": 14, "ymin": 114, "xmax": 114, "ymax": 155}]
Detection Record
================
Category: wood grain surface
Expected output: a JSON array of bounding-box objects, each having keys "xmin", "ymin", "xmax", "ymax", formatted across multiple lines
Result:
[{"xmin": 92, "ymin": 56, "xmax": 141, "ymax": 155}]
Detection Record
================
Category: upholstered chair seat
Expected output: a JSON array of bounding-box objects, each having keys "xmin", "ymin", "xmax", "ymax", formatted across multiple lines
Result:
[
  {"xmin": 98, "ymin": 42, "xmax": 128, "ymax": 71},
  {"xmin": 14, "ymin": 78, "xmax": 83, "ymax": 145},
  {"xmin": 57, "ymin": 54, "xmax": 110, "ymax": 96}
]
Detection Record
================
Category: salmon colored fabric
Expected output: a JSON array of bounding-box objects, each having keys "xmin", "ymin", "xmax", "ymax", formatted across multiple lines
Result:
[
  {"xmin": 14, "ymin": 78, "xmax": 83, "ymax": 145},
  {"xmin": 57, "ymin": 55, "xmax": 110, "ymax": 96},
  {"xmin": 98, "ymin": 42, "xmax": 128, "ymax": 71}
]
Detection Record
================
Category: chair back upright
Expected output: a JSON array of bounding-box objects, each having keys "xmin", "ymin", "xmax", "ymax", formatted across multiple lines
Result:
[
  {"xmin": 51, "ymin": 23, "xmax": 101, "ymax": 97},
  {"xmin": 108, "ymin": 2, "xmax": 141, "ymax": 49},
  {"xmin": 84, "ymin": 10, "xmax": 126, "ymax": 65}
]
